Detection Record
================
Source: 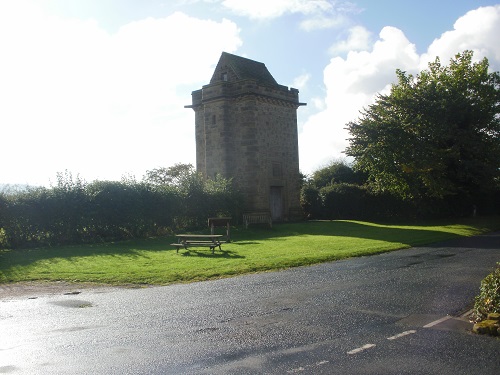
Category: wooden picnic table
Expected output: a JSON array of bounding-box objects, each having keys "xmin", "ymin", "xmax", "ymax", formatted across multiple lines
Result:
[{"xmin": 171, "ymin": 234, "xmax": 223, "ymax": 254}]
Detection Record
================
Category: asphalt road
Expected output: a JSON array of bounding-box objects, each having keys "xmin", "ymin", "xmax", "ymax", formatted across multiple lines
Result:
[{"xmin": 1, "ymin": 232, "xmax": 499, "ymax": 374}]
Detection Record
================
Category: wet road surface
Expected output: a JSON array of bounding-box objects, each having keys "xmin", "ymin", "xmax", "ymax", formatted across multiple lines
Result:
[{"xmin": 1, "ymin": 232, "xmax": 499, "ymax": 374}]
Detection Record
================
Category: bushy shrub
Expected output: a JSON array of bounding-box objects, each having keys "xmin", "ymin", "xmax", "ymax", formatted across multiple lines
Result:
[
  {"xmin": 0, "ymin": 168, "xmax": 244, "ymax": 249},
  {"xmin": 85, "ymin": 180, "xmax": 160, "ymax": 241},
  {"xmin": 321, "ymin": 183, "xmax": 366, "ymax": 219},
  {"xmin": 301, "ymin": 161, "xmax": 417, "ymax": 221},
  {"xmin": 473, "ymin": 263, "xmax": 500, "ymax": 321},
  {"xmin": 300, "ymin": 184, "xmax": 322, "ymax": 219},
  {"xmin": 311, "ymin": 160, "xmax": 367, "ymax": 188},
  {"xmin": 300, "ymin": 181, "xmax": 414, "ymax": 221},
  {"xmin": 363, "ymin": 190, "xmax": 416, "ymax": 220}
]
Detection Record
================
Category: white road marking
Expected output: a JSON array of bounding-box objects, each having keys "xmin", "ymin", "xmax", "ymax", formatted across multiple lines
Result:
[
  {"xmin": 289, "ymin": 315, "xmax": 453, "ymax": 370},
  {"xmin": 287, "ymin": 367, "xmax": 305, "ymax": 373},
  {"xmin": 347, "ymin": 343, "xmax": 376, "ymax": 355},
  {"xmin": 387, "ymin": 330, "xmax": 417, "ymax": 340},
  {"xmin": 423, "ymin": 316, "xmax": 451, "ymax": 328},
  {"xmin": 287, "ymin": 360, "xmax": 329, "ymax": 373}
]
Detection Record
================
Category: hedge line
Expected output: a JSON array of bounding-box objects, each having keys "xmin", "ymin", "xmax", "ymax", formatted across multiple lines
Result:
[
  {"xmin": 300, "ymin": 183, "xmax": 499, "ymax": 220},
  {"xmin": 0, "ymin": 175, "xmax": 243, "ymax": 249}
]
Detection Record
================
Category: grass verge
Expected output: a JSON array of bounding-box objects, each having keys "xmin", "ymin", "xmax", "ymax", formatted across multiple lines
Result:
[{"xmin": 1, "ymin": 216, "xmax": 499, "ymax": 286}]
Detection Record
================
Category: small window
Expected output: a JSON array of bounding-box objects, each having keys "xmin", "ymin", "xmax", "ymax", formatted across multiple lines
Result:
[
  {"xmin": 221, "ymin": 72, "xmax": 228, "ymax": 81},
  {"xmin": 212, "ymin": 114, "xmax": 216, "ymax": 125}
]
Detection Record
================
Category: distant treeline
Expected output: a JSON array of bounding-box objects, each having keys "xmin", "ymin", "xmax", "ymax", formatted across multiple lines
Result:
[{"xmin": 0, "ymin": 167, "xmax": 243, "ymax": 249}]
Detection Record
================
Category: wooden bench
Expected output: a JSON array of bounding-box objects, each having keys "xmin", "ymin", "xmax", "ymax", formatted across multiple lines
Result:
[
  {"xmin": 172, "ymin": 234, "xmax": 223, "ymax": 254},
  {"xmin": 243, "ymin": 212, "xmax": 272, "ymax": 229}
]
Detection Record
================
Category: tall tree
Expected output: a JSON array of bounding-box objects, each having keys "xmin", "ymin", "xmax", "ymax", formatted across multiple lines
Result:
[
  {"xmin": 345, "ymin": 51, "xmax": 500, "ymax": 202},
  {"xmin": 311, "ymin": 159, "xmax": 366, "ymax": 188},
  {"xmin": 143, "ymin": 163, "xmax": 195, "ymax": 187}
]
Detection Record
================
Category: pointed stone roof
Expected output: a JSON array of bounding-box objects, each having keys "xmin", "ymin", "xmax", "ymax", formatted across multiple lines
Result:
[{"xmin": 210, "ymin": 52, "xmax": 279, "ymax": 86}]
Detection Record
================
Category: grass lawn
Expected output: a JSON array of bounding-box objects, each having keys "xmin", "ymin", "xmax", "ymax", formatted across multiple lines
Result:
[{"xmin": 1, "ymin": 216, "xmax": 499, "ymax": 286}]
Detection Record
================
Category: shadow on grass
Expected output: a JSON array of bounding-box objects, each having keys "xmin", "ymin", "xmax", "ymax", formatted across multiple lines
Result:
[
  {"xmin": 1, "ymin": 217, "xmax": 498, "ymax": 271},
  {"xmin": 235, "ymin": 220, "xmax": 458, "ymax": 243},
  {"xmin": 0, "ymin": 237, "xmax": 178, "ymax": 270},
  {"xmin": 180, "ymin": 249, "xmax": 244, "ymax": 258}
]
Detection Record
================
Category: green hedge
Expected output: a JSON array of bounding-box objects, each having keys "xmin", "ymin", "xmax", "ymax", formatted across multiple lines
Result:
[
  {"xmin": 0, "ymin": 174, "xmax": 242, "ymax": 249},
  {"xmin": 300, "ymin": 183, "xmax": 414, "ymax": 220},
  {"xmin": 300, "ymin": 182, "xmax": 498, "ymax": 221}
]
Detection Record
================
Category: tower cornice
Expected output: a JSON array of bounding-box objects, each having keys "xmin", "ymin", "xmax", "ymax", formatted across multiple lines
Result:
[{"xmin": 185, "ymin": 79, "xmax": 306, "ymax": 109}]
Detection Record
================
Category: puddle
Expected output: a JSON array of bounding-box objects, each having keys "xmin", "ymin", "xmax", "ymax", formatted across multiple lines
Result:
[
  {"xmin": 53, "ymin": 326, "xmax": 101, "ymax": 333},
  {"xmin": 0, "ymin": 365, "xmax": 18, "ymax": 373},
  {"xmin": 63, "ymin": 291, "xmax": 82, "ymax": 295},
  {"xmin": 49, "ymin": 300, "xmax": 93, "ymax": 308}
]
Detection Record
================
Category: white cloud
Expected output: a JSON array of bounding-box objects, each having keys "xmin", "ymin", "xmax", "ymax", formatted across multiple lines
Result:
[
  {"xmin": 0, "ymin": 2, "xmax": 242, "ymax": 185},
  {"xmin": 221, "ymin": 0, "xmax": 357, "ymax": 31},
  {"xmin": 299, "ymin": 26, "xmax": 419, "ymax": 173},
  {"xmin": 299, "ymin": 5, "xmax": 500, "ymax": 175},
  {"xmin": 310, "ymin": 97, "xmax": 326, "ymax": 111},
  {"xmin": 300, "ymin": 14, "xmax": 349, "ymax": 31},
  {"xmin": 329, "ymin": 25, "xmax": 372, "ymax": 55},
  {"xmin": 221, "ymin": 0, "xmax": 331, "ymax": 19},
  {"xmin": 291, "ymin": 73, "xmax": 310, "ymax": 90},
  {"xmin": 422, "ymin": 5, "xmax": 500, "ymax": 70}
]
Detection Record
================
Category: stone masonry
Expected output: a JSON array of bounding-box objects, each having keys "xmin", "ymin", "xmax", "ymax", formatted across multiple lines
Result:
[{"xmin": 186, "ymin": 52, "xmax": 306, "ymax": 221}]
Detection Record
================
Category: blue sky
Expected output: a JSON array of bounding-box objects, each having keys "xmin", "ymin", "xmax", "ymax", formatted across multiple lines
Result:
[{"xmin": 1, "ymin": 0, "xmax": 499, "ymax": 186}]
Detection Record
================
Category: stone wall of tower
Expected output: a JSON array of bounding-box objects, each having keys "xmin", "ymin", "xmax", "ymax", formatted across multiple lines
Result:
[
  {"xmin": 190, "ymin": 79, "xmax": 303, "ymax": 220},
  {"xmin": 192, "ymin": 90, "xmax": 206, "ymax": 175}
]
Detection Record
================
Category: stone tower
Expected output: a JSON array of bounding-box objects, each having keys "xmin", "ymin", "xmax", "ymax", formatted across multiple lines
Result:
[{"xmin": 186, "ymin": 52, "xmax": 305, "ymax": 221}]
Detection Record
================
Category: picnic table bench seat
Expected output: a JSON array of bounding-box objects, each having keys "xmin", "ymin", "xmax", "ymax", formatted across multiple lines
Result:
[
  {"xmin": 172, "ymin": 234, "xmax": 223, "ymax": 254},
  {"xmin": 170, "ymin": 241, "xmax": 222, "ymax": 252}
]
